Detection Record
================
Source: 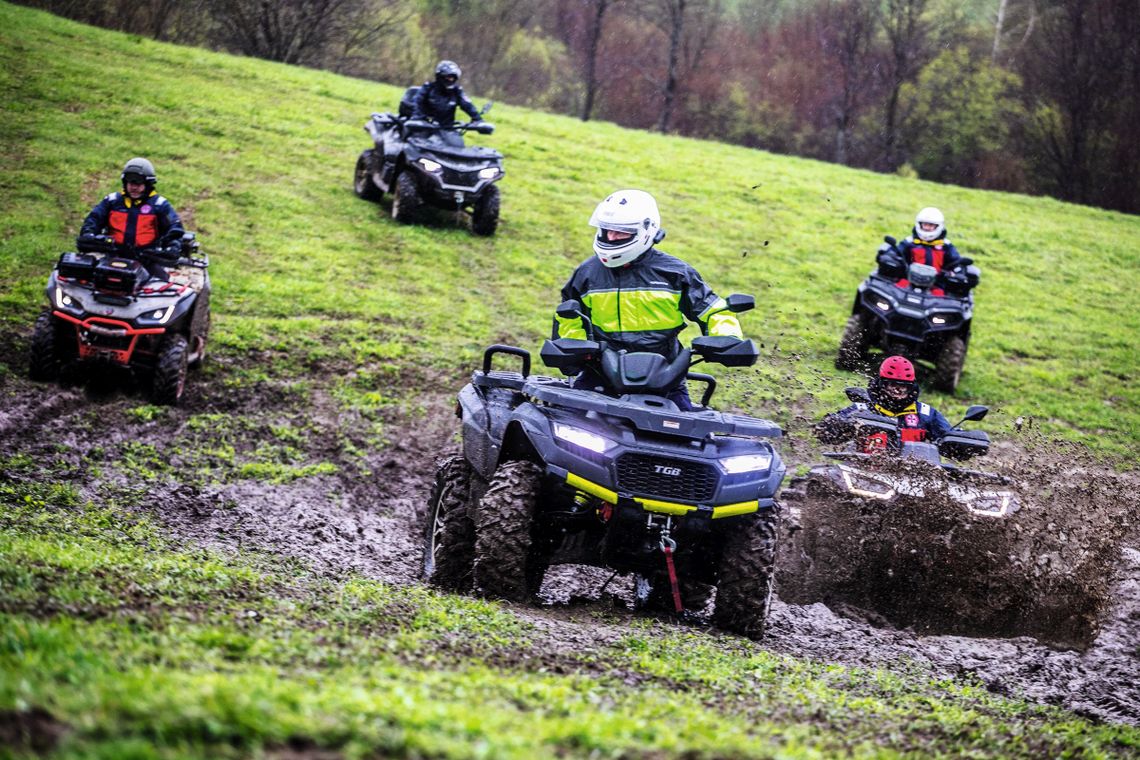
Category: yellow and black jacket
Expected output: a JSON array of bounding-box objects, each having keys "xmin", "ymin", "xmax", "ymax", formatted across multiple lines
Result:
[{"xmin": 555, "ymin": 248, "xmax": 742, "ymax": 360}]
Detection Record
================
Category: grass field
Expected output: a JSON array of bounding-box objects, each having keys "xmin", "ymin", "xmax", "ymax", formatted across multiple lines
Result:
[
  {"xmin": 1, "ymin": 5, "xmax": 1137, "ymax": 458},
  {"xmin": 1, "ymin": 4, "xmax": 1139, "ymax": 758}
]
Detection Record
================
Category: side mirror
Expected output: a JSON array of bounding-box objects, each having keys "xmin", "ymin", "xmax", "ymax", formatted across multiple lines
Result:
[
  {"xmin": 884, "ymin": 235, "xmax": 897, "ymax": 247},
  {"xmin": 958, "ymin": 257, "xmax": 974, "ymax": 267},
  {"xmin": 556, "ymin": 299, "xmax": 582, "ymax": 320},
  {"xmin": 481, "ymin": 101, "xmax": 494, "ymax": 115},
  {"xmin": 962, "ymin": 405, "xmax": 988, "ymax": 422},
  {"xmin": 653, "ymin": 229, "xmax": 666, "ymax": 244},
  {"xmin": 845, "ymin": 386, "xmax": 871, "ymax": 404},
  {"xmin": 724, "ymin": 294, "xmax": 755, "ymax": 313}
]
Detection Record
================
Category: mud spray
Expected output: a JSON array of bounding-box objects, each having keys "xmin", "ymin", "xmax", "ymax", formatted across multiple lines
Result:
[{"xmin": 777, "ymin": 436, "xmax": 1138, "ymax": 650}]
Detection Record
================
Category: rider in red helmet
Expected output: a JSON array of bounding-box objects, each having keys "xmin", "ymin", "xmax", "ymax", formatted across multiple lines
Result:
[{"xmin": 816, "ymin": 355, "xmax": 953, "ymax": 448}]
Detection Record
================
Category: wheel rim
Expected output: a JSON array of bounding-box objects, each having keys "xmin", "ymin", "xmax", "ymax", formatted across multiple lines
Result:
[{"xmin": 425, "ymin": 481, "xmax": 453, "ymax": 574}]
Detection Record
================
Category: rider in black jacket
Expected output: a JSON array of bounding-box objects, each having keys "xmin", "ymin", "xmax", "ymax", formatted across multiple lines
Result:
[
  {"xmin": 555, "ymin": 190, "xmax": 743, "ymax": 411},
  {"xmin": 411, "ymin": 60, "xmax": 481, "ymax": 127}
]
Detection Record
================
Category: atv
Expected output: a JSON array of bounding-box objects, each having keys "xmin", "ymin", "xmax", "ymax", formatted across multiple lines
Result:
[
  {"xmin": 777, "ymin": 387, "xmax": 1026, "ymax": 634},
  {"xmin": 28, "ymin": 233, "xmax": 211, "ymax": 405},
  {"xmin": 423, "ymin": 295, "xmax": 786, "ymax": 639},
  {"xmin": 353, "ymin": 89, "xmax": 502, "ymax": 235},
  {"xmin": 837, "ymin": 235, "xmax": 981, "ymax": 391}
]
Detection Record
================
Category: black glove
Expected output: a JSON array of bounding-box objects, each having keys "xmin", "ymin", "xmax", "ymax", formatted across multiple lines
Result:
[{"xmin": 76, "ymin": 233, "xmax": 113, "ymax": 252}]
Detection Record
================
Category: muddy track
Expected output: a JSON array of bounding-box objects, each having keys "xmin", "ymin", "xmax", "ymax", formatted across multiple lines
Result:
[{"xmin": 2, "ymin": 365, "xmax": 1139, "ymax": 727}]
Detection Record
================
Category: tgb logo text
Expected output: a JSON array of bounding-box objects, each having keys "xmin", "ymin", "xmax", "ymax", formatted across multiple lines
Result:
[{"xmin": 654, "ymin": 465, "xmax": 682, "ymax": 476}]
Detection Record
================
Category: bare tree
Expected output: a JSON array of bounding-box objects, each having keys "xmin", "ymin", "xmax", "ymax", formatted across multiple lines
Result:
[
  {"xmin": 632, "ymin": 0, "xmax": 723, "ymax": 133},
  {"xmin": 207, "ymin": 0, "xmax": 355, "ymax": 65},
  {"xmin": 820, "ymin": 0, "xmax": 878, "ymax": 164},
  {"xmin": 879, "ymin": 0, "xmax": 931, "ymax": 170},
  {"xmin": 581, "ymin": 0, "xmax": 621, "ymax": 121},
  {"xmin": 992, "ymin": 0, "xmax": 1038, "ymax": 64}
]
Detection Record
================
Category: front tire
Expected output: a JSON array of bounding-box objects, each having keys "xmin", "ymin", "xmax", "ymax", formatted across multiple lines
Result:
[
  {"xmin": 29, "ymin": 311, "xmax": 63, "ymax": 381},
  {"xmin": 714, "ymin": 508, "xmax": 780, "ymax": 640},
  {"xmin": 473, "ymin": 460, "xmax": 543, "ymax": 601},
  {"xmin": 391, "ymin": 171, "xmax": 422, "ymax": 224},
  {"xmin": 471, "ymin": 184, "xmax": 500, "ymax": 236},
  {"xmin": 354, "ymin": 150, "xmax": 382, "ymax": 201},
  {"xmin": 423, "ymin": 454, "xmax": 477, "ymax": 592},
  {"xmin": 836, "ymin": 312, "xmax": 872, "ymax": 371},
  {"xmin": 933, "ymin": 336, "xmax": 967, "ymax": 392},
  {"xmin": 152, "ymin": 334, "xmax": 188, "ymax": 405}
]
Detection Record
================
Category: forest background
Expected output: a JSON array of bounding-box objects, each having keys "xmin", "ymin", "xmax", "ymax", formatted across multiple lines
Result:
[{"xmin": 19, "ymin": 0, "xmax": 1140, "ymax": 216}]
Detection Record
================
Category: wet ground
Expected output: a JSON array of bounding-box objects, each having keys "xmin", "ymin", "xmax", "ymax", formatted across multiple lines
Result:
[{"xmin": 2, "ymin": 362, "xmax": 1138, "ymax": 727}]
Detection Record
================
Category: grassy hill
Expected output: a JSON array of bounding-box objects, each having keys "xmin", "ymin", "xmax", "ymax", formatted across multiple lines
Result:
[
  {"xmin": 1, "ymin": 4, "xmax": 1139, "ymax": 758},
  {"xmin": 2, "ymin": 5, "xmax": 1138, "ymax": 459}
]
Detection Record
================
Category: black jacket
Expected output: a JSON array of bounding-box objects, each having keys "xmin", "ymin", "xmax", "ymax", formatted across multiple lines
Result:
[{"xmin": 410, "ymin": 80, "xmax": 480, "ymax": 125}]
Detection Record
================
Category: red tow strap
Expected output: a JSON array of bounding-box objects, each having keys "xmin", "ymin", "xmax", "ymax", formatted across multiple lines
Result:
[{"xmin": 662, "ymin": 543, "xmax": 683, "ymax": 613}]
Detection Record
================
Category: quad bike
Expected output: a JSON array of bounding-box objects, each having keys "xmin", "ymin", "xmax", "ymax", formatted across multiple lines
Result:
[
  {"xmin": 353, "ymin": 89, "xmax": 502, "ymax": 236},
  {"xmin": 28, "ymin": 233, "xmax": 211, "ymax": 405},
  {"xmin": 777, "ymin": 387, "xmax": 1029, "ymax": 634},
  {"xmin": 423, "ymin": 295, "xmax": 786, "ymax": 638},
  {"xmin": 837, "ymin": 235, "xmax": 981, "ymax": 391}
]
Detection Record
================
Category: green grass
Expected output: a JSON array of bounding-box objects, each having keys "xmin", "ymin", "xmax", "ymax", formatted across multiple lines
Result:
[
  {"xmin": 0, "ymin": 3, "xmax": 1137, "ymax": 461},
  {"xmin": 1, "ymin": 5, "xmax": 1139, "ymax": 756},
  {"xmin": 2, "ymin": 476, "xmax": 1137, "ymax": 759}
]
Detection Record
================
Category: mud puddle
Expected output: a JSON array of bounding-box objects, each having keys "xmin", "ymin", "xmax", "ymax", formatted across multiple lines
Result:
[{"xmin": 1, "ymin": 370, "xmax": 1138, "ymax": 726}]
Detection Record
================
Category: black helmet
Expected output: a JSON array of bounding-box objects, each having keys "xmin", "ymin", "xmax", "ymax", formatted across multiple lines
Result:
[
  {"xmin": 121, "ymin": 157, "xmax": 157, "ymax": 192},
  {"xmin": 435, "ymin": 60, "xmax": 461, "ymax": 90}
]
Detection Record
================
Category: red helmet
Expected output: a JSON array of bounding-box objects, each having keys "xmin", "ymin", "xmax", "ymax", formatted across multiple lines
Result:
[
  {"xmin": 878, "ymin": 355, "xmax": 915, "ymax": 381},
  {"xmin": 870, "ymin": 355, "xmax": 919, "ymax": 412}
]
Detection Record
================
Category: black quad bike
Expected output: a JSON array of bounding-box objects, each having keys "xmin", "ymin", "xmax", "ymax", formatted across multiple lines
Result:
[
  {"xmin": 353, "ymin": 89, "xmax": 502, "ymax": 235},
  {"xmin": 423, "ymin": 295, "xmax": 786, "ymax": 639},
  {"xmin": 777, "ymin": 387, "xmax": 1024, "ymax": 631},
  {"xmin": 837, "ymin": 236, "xmax": 980, "ymax": 391},
  {"xmin": 28, "ymin": 234, "xmax": 211, "ymax": 405},
  {"xmin": 786, "ymin": 387, "xmax": 1018, "ymax": 519}
]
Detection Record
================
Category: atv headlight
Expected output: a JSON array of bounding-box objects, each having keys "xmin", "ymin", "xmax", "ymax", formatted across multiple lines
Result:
[
  {"xmin": 478, "ymin": 167, "xmax": 500, "ymax": 180},
  {"xmin": 840, "ymin": 468, "xmax": 895, "ymax": 500},
  {"xmin": 875, "ymin": 300, "xmax": 891, "ymax": 312},
  {"xmin": 968, "ymin": 492, "xmax": 1014, "ymax": 518},
  {"xmin": 54, "ymin": 288, "xmax": 83, "ymax": 313},
  {"xmin": 553, "ymin": 423, "xmax": 610, "ymax": 454},
  {"xmin": 137, "ymin": 304, "xmax": 175, "ymax": 325},
  {"xmin": 418, "ymin": 158, "xmax": 443, "ymax": 173},
  {"xmin": 719, "ymin": 453, "xmax": 772, "ymax": 474}
]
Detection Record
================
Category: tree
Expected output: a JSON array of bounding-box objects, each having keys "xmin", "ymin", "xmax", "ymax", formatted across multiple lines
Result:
[
  {"xmin": 207, "ymin": 0, "xmax": 356, "ymax": 65},
  {"xmin": 878, "ymin": 0, "xmax": 933, "ymax": 170},
  {"xmin": 819, "ymin": 0, "xmax": 878, "ymax": 165},
  {"xmin": 899, "ymin": 46, "xmax": 1024, "ymax": 188}
]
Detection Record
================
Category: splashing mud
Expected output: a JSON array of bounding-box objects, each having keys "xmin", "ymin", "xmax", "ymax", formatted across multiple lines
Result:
[
  {"xmin": 1, "ymin": 362, "xmax": 1138, "ymax": 726},
  {"xmin": 776, "ymin": 448, "xmax": 1136, "ymax": 649}
]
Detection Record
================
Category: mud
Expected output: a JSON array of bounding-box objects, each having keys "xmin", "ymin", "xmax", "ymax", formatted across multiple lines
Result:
[{"xmin": 2, "ymin": 362, "xmax": 1138, "ymax": 726}]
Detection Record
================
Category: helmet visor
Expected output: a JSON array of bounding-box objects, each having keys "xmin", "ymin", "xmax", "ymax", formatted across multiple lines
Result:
[
  {"xmin": 881, "ymin": 380, "xmax": 913, "ymax": 400},
  {"xmin": 918, "ymin": 222, "xmax": 939, "ymax": 233},
  {"xmin": 123, "ymin": 173, "xmax": 148, "ymax": 184}
]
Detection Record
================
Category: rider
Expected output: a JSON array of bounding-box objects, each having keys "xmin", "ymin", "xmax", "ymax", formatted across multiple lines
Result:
[
  {"xmin": 875, "ymin": 207, "xmax": 967, "ymax": 294},
  {"xmin": 554, "ymin": 189, "xmax": 743, "ymax": 411},
  {"xmin": 410, "ymin": 60, "xmax": 481, "ymax": 127},
  {"xmin": 79, "ymin": 157, "xmax": 184, "ymax": 280},
  {"xmin": 815, "ymin": 355, "xmax": 953, "ymax": 449}
]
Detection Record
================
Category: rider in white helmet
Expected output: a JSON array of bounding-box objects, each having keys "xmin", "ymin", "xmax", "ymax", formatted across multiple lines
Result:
[
  {"xmin": 876, "ymin": 206, "xmax": 966, "ymax": 293},
  {"xmin": 554, "ymin": 189, "xmax": 743, "ymax": 410}
]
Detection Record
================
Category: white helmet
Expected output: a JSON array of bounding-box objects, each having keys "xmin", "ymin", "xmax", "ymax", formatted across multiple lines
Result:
[
  {"xmin": 914, "ymin": 206, "xmax": 946, "ymax": 242},
  {"xmin": 589, "ymin": 189, "xmax": 663, "ymax": 268}
]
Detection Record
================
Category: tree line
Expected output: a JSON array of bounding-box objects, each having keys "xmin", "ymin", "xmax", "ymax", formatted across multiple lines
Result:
[{"xmin": 22, "ymin": 0, "xmax": 1139, "ymax": 214}]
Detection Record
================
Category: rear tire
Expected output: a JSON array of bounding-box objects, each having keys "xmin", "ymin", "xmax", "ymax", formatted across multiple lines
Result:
[
  {"xmin": 354, "ymin": 150, "xmax": 382, "ymax": 201},
  {"xmin": 423, "ymin": 454, "xmax": 477, "ymax": 592},
  {"xmin": 714, "ymin": 508, "xmax": 780, "ymax": 640},
  {"xmin": 473, "ymin": 460, "xmax": 543, "ymax": 601},
  {"xmin": 471, "ymin": 184, "xmax": 500, "ymax": 236},
  {"xmin": 392, "ymin": 171, "xmax": 422, "ymax": 224},
  {"xmin": 933, "ymin": 336, "xmax": 967, "ymax": 392},
  {"xmin": 29, "ymin": 311, "xmax": 63, "ymax": 381},
  {"xmin": 836, "ymin": 312, "xmax": 871, "ymax": 371},
  {"xmin": 152, "ymin": 334, "xmax": 188, "ymax": 405}
]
